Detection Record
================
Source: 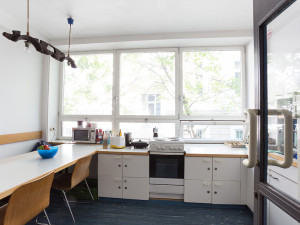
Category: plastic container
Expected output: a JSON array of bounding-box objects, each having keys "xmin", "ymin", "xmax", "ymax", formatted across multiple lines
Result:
[{"xmin": 37, "ymin": 146, "xmax": 58, "ymax": 159}]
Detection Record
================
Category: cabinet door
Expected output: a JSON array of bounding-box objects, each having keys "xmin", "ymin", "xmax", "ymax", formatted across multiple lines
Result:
[
  {"xmin": 98, "ymin": 175, "xmax": 122, "ymax": 198},
  {"xmin": 185, "ymin": 157, "xmax": 212, "ymax": 180},
  {"xmin": 212, "ymin": 181, "xmax": 241, "ymax": 204},
  {"xmin": 98, "ymin": 154, "xmax": 122, "ymax": 177},
  {"xmin": 123, "ymin": 155, "xmax": 149, "ymax": 178},
  {"xmin": 213, "ymin": 158, "xmax": 240, "ymax": 181},
  {"xmin": 184, "ymin": 180, "xmax": 211, "ymax": 203},
  {"xmin": 123, "ymin": 177, "xmax": 149, "ymax": 200}
]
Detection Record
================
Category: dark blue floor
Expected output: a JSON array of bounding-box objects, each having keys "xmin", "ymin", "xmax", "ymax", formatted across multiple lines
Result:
[{"xmin": 28, "ymin": 193, "xmax": 253, "ymax": 225}]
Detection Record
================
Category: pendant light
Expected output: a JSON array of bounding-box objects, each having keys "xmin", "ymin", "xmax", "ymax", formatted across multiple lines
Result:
[{"xmin": 2, "ymin": 0, "xmax": 77, "ymax": 68}]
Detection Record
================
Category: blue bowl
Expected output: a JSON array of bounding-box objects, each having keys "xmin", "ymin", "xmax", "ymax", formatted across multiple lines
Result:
[{"xmin": 37, "ymin": 146, "xmax": 58, "ymax": 159}]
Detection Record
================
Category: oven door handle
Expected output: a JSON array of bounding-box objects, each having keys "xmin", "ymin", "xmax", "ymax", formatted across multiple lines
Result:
[{"xmin": 150, "ymin": 152, "xmax": 184, "ymax": 155}]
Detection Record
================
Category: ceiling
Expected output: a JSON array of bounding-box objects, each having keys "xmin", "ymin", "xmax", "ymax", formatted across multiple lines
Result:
[{"xmin": 0, "ymin": 0, "xmax": 253, "ymax": 41}]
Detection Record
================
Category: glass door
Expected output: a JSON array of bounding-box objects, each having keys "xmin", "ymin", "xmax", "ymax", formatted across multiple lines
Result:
[{"xmin": 255, "ymin": 0, "xmax": 300, "ymax": 224}]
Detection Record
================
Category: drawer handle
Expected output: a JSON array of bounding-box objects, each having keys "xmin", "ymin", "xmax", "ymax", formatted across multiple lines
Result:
[
  {"xmin": 203, "ymin": 159, "xmax": 210, "ymax": 162},
  {"xmin": 124, "ymin": 156, "xmax": 132, "ymax": 159},
  {"xmin": 215, "ymin": 159, "xmax": 222, "ymax": 162},
  {"xmin": 214, "ymin": 183, "xmax": 222, "ymax": 187},
  {"xmin": 269, "ymin": 174, "xmax": 279, "ymax": 181},
  {"xmin": 203, "ymin": 182, "xmax": 210, "ymax": 186},
  {"xmin": 114, "ymin": 156, "xmax": 121, "ymax": 159},
  {"xmin": 114, "ymin": 178, "xmax": 121, "ymax": 182}
]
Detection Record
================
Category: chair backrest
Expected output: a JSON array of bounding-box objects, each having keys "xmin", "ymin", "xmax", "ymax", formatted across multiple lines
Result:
[
  {"xmin": 71, "ymin": 154, "xmax": 93, "ymax": 188},
  {"xmin": 3, "ymin": 172, "xmax": 54, "ymax": 225}
]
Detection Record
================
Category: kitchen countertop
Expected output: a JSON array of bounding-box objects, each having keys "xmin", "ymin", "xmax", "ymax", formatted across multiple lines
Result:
[
  {"xmin": 268, "ymin": 152, "xmax": 298, "ymax": 167},
  {"xmin": 185, "ymin": 144, "xmax": 248, "ymax": 158}
]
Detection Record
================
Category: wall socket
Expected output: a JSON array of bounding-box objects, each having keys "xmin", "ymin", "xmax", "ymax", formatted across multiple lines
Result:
[{"xmin": 49, "ymin": 128, "xmax": 55, "ymax": 131}]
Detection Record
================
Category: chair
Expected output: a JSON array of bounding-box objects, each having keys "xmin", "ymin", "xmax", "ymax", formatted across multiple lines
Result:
[
  {"xmin": 51, "ymin": 154, "xmax": 94, "ymax": 223},
  {"xmin": 0, "ymin": 172, "xmax": 54, "ymax": 225}
]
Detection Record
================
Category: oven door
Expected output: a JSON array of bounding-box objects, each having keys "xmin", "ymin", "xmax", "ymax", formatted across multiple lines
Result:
[{"xmin": 149, "ymin": 154, "xmax": 184, "ymax": 179}]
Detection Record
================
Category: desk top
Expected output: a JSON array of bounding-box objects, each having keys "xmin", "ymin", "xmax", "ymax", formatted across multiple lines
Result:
[{"xmin": 0, "ymin": 144, "xmax": 100, "ymax": 200}]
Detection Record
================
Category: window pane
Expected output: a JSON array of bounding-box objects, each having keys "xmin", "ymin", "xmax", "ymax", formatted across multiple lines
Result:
[
  {"xmin": 182, "ymin": 123, "xmax": 244, "ymax": 140},
  {"xmin": 119, "ymin": 52, "xmax": 175, "ymax": 115},
  {"xmin": 182, "ymin": 50, "xmax": 242, "ymax": 116},
  {"xmin": 63, "ymin": 54, "xmax": 113, "ymax": 115},
  {"xmin": 62, "ymin": 121, "xmax": 112, "ymax": 137},
  {"xmin": 120, "ymin": 123, "xmax": 175, "ymax": 139}
]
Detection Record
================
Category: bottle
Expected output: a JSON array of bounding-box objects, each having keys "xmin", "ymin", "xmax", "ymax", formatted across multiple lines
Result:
[
  {"xmin": 103, "ymin": 132, "xmax": 108, "ymax": 149},
  {"xmin": 119, "ymin": 129, "xmax": 122, "ymax": 136}
]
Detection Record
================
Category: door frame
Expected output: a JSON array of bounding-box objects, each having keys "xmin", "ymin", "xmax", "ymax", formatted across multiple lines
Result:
[{"xmin": 254, "ymin": 0, "xmax": 300, "ymax": 224}]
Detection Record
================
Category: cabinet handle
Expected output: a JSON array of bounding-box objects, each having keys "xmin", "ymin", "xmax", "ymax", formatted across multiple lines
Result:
[
  {"xmin": 214, "ymin": 168, "xmax": 217, "ymax": 171},
  {"xmin": 118, "ymin": 186, "xmax": 121, "ymax": 189},
  {"xmin": 207, "ymin": 191, "xmax": 210, "ymax": 194},
  {"xmin": 124, "ymin": 156, "xmax": 132, "ymax": 159},
  {"xmin": 203, "ymin": 182, "xmax": 210, "ymax": 186},
  {"xmin": 214, "ymin": 159, "xmax": 223, "ymax": 162},
  {"xmin": 114, "ymin": 156, "xmax": 121, "ymax": 159},
  {"xmin": 125, "ymin": 187, "xmax": 127, "ymax": 189},
  {"xmin": 118, "ymin": 164, "xmax": 121, "ymax": 167},
  {"xmin": 269, "ymin": 174, "xmax": 279, "ymax": 181},
  {"xmin": 214, "ymin": 183, "xmax": 222, "ymax": 187},
  {"xmin": 124, "ymin": 165, "xmax": 127, "ymax": 167},
  {"xmin": 124, "ymin": 180, "xmax": 127, "ymax": 183},
  {"xmin": 207, "ymin": 168, "xmax": 210, "ymax": 170},
  {"xmin": 214, "ymin": 191, "xmax": 217, "ymax": 194},
  {"xmin": 203, "ymin": 159, "xmax": 211, "ymax": 162},
  {"xmin": 114, "ymin": 178, "xmax": 121, "ymax": 182}
]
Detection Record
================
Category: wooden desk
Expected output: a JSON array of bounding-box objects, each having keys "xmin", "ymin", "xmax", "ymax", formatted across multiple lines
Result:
[{"xmin": 0, "ymin": 144, "xmax": 100, "ymax": 200}]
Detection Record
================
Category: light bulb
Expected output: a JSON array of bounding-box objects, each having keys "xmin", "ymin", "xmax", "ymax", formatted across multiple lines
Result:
[{"xmin": 24, "ymin": 41, "xmax": 31, "ymax": 54}]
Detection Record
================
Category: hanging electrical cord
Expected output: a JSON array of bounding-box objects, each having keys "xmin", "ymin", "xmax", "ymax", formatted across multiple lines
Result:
[{"xmin": 67, "ymin": 17, "xmax": 74, "ymax": 66}]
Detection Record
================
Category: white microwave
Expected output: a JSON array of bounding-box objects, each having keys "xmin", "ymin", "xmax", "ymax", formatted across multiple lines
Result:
[{"xmin": 72, "ymin": 128, "xmax": 96, "ymax": 143}]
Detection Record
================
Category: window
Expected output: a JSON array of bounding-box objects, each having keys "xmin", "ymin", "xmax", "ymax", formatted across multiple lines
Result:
[
  {"xmin": 63, "ymin": 54, "xmax": 113, "ymax": 115},
  {"xmin": 182, "ymin": 50, "xmax": 242, "ymax": 117},
  {"xmin": 59, "ymin": 47, "xmax": 245, "ymax": 141},
  {"xmin": 119, "ymin": 51, "xmax": 175, "ymax": 116}
]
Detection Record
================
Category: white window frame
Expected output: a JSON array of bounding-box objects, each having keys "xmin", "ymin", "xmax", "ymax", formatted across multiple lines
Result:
[{"xmin": 57, "ymin": 46, "xmax": 246, "ymax": 140}]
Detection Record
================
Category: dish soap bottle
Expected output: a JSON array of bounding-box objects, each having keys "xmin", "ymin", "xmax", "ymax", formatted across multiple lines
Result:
[{"xmin": 119, "ymin": 129, "xmax": 122, "ymax": 136}]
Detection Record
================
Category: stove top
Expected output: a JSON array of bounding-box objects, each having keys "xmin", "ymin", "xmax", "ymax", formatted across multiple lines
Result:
[{"xmin": 149, "ymin": 138, "xmax": 185, "ymax": 154}]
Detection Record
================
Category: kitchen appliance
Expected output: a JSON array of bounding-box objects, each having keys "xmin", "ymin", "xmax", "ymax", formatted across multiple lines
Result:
[
  {"xmin": 124, "ymin": 132, "xmax": 132, "ymax": 146},
  {"xmin": 149, "ymin": 139, "xmax": 185, "ymax": 199},
  {"xmin": 131, "ymin": 140, "xmax": 149, "ymax": 149},
  {"xmin": 72, "ymin": 127, "xmax": 96, "ymax": 143},
  {"xmin": 110, "ymin": 136, "xmax": 125, "ymax": 149}
]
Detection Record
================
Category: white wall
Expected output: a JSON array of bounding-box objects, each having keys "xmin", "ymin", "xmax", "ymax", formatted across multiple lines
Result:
[{"xmin": 0, "ymin": 8, "xmax": 47, "ymax": 159}]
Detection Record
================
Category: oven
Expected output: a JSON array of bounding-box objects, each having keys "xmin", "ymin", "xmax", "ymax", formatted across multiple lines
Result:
[
  {"xmin": 150, "ymin": 154, "xmax": 184, "ymax": 179},
  {"xmin": 149, "ymin": 140, "xmax": 185, "ymax": 199}
]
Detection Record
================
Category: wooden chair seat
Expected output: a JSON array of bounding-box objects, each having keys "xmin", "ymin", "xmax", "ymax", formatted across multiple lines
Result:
[
  {"xmin": 0, "ymin": 204, "xmax": 6, "ymax": 225},
  {"xmin": 0, "ymin": 172, "xmax": 54, "ymax": 225},
  {"xmin": 51, "ymin": 173, "xmax": 72, "ymax": 191}
]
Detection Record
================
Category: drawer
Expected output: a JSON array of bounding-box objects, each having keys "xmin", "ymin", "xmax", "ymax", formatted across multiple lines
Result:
[{"xmin": 150, "ymin": 184, "xmax": 184, "ymax": 194}]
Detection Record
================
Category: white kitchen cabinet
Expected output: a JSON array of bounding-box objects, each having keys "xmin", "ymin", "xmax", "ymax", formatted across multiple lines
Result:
[
  {"xmin": 123, "ymin": 155, "xmax": 149, "ymax": 178},
  {"xmin": 267, "ymin": 170, "xmax": 299, "ymax": 225},
  {"xmin": 212, "ymin": 181, "xmax": 241, "ymax": 204},
  {"xmin": 184, "ymin": 180, "xmax": 211, "ymax": 203},
  {"xmin": 184, "ymin": 156, "xmax": 242, "ymax": 205},
  {"xmin": 213, "ymin": 158, "xmax": 241, "ymax": 181},
  {"xmin": 123, "ymin": 177, "xmax": 149, "ymax": 200},
  {"xmin": 98, "ymin": 175, "xmax": 122, "ymax": 198},
  {"xmin": 185, "ymin": 157, "xmax": 212, "ymax": 180},
  {"xmin": 98, "ymin": 154, "xmax": 149, "ymax": 200}
]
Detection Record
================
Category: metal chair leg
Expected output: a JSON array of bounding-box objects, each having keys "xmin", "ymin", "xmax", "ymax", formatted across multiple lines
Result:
[
  {"xmin": 62, "ymin": 190, "xmax": 75, "ymax": 224},
  {"xmin": 44, "ymin": 210, "xmax": 52, "ymax": 225},
  {"xmin": 84, "ymin": 179, "xmax": 94, "ymax": 201},
  {"xmin": 35, "ymin": 210, "xmax": 51, "ymax": 225}
]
